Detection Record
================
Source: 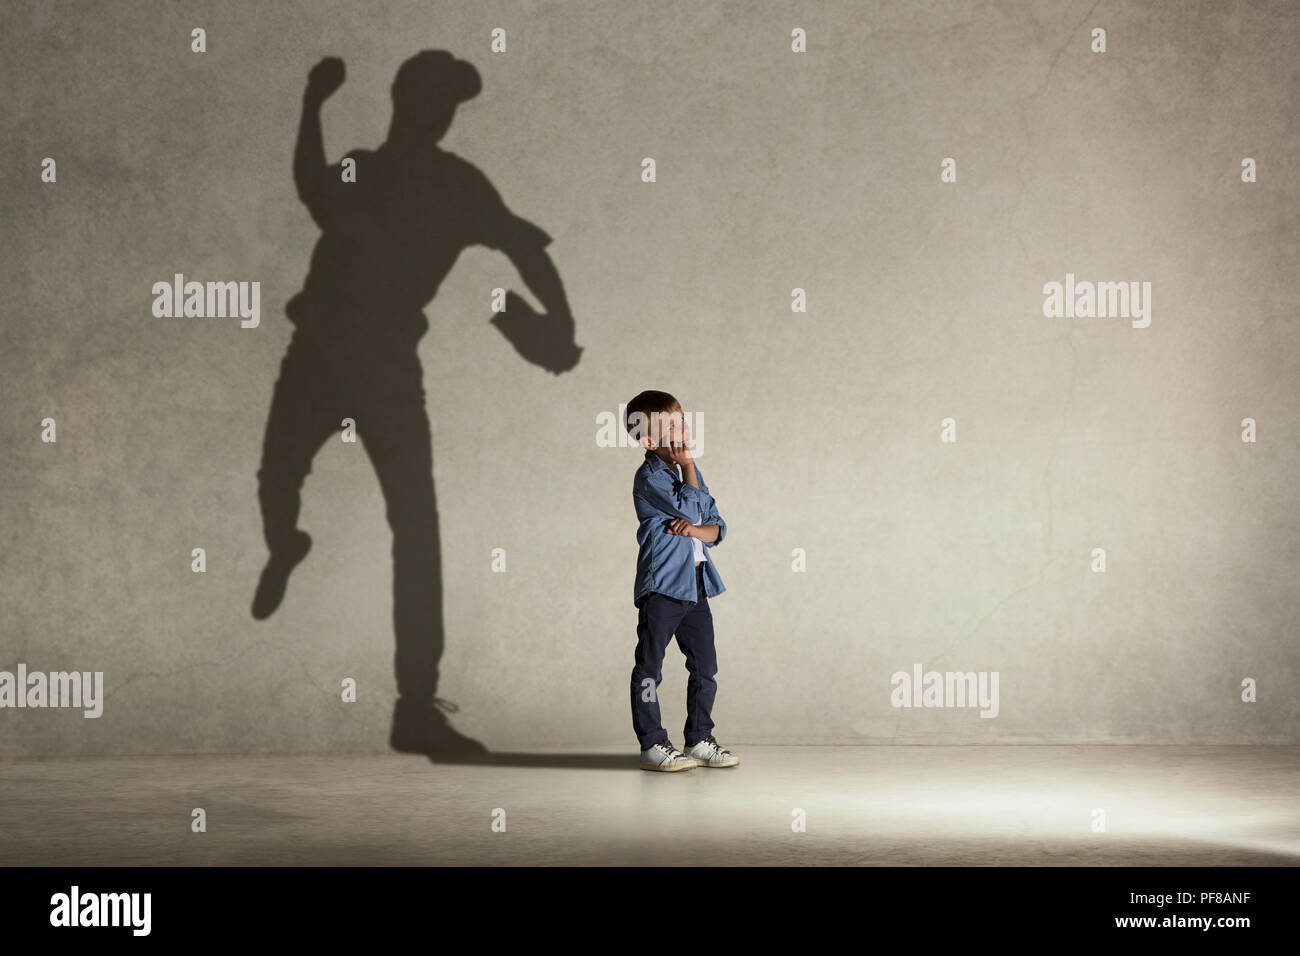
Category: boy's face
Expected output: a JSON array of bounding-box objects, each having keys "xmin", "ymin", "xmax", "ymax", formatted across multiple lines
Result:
[{"xmin": 641, "ymin": 409, "xmax": 687, "ymax": 460}]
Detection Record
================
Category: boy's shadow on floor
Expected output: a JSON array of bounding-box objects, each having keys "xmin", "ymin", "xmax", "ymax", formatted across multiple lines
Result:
[
  {"xmin": 429, "ymin": 753, "xmax": 648, "ymax": 769},
  {"xmin": 251, "ymin": 50, "xmax": 581, "ymax": 764}
]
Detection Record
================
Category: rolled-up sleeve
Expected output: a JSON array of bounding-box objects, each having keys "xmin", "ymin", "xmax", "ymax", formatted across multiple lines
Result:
[{"xmin": 696, "ymin": 467, "xmax": 726, "ymax": 548}]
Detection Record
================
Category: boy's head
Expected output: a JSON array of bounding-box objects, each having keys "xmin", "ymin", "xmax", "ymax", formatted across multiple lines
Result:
[{"xmin": 625, "ymin": 390, "xmax": 688, "ymax": 459}]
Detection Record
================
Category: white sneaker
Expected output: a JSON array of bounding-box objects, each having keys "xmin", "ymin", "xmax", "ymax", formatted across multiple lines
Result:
[
  {"xmin": 684, "ymin": 735, "xmax": 739, "ymax": 767},
  {"xmin": 639, "ymin": 740, "xmax": 698, "ymax": 772}
]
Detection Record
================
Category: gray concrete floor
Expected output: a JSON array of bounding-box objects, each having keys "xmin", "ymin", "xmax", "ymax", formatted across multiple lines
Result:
[{"xmin": 1, "ymin": 746, "xmax": 1297, "ymax": 865}]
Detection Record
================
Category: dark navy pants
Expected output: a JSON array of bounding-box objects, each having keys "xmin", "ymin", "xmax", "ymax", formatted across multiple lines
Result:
[{"xmin": 631, "ymin": 562, "xmax": 718, "ymax": 751}]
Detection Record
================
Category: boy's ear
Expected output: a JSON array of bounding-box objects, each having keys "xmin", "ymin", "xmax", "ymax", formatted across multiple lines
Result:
[{"xmin": 638, "ymin": 435, "xmax": 656, "ymax": 449}]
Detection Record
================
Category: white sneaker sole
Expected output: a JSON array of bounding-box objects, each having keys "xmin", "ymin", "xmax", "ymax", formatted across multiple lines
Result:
[
  {"xmin": 687, "ymin": 754, "xmax": 740, "ymax": 768},
  {"xmin": 639, "ymin": 757, "xmax": 698, "ymax": 772}
]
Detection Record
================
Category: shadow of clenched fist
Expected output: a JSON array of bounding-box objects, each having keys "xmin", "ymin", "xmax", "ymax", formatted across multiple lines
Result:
[{"xmin": 306, "ymin": 56, "xmax": 345, "ymax": 103}]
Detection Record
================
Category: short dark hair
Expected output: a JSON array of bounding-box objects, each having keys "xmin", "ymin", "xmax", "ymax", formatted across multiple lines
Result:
[{"xmin": 624, "ymin": 390, "xmax": 682, "ymax": 442}]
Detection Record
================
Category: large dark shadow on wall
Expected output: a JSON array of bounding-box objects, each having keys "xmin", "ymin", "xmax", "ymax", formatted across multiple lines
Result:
[{"xmin": 250, "ymin": 51, "xmax": 581, "ymax": 762}]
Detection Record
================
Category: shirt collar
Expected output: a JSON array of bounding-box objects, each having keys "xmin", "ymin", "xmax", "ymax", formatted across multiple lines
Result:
[{"xmin": 644, "ymin": 447, "xmax": 673, "ymax": 474}]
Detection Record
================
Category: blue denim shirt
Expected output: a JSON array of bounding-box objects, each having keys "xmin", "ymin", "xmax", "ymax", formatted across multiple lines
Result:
[{"xmin": 632, "ymin": 449, "xmax": 727, "ymax": 606}]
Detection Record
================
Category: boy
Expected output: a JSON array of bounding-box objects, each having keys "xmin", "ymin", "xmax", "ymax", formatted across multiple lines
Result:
[{"xmin": 625, "ymin": 391, "xmax": 740, "ymax": 772}]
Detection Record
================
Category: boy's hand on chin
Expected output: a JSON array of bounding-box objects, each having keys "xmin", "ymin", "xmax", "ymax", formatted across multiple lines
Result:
[{"xmin": 662, "ymin": 442, "xmax": 694, "ymax": 468}]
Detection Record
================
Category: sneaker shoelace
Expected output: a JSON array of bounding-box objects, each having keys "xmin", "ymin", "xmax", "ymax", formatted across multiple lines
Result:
[{"xmin": 432, "ymin": 697, "xmax": 460, "ymax": 714}]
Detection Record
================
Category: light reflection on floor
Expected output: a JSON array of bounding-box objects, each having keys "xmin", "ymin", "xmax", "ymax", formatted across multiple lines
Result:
[{"xmin": 1, "ymin": 745, "xmax": 1295, "ymax": 865}]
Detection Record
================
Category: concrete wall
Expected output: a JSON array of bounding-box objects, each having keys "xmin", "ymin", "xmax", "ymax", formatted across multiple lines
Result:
[{"xmin": 2, "ymin": 0, "xmax": 1297, "ymax": 754}]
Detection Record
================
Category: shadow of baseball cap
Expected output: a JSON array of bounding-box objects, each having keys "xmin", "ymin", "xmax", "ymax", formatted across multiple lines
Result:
[{"xmin": 391, "ymin": 50, "xmax": 482, "ymax": 108}]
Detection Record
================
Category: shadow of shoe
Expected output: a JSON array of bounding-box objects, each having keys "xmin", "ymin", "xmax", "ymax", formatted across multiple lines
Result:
[
  {"xmin": 251, "ymin": 530, "xmax": 313, "ymax": 620},
  {"xmin": 390, "ymin": 696, "xmax": 495, "ymax": 764}
]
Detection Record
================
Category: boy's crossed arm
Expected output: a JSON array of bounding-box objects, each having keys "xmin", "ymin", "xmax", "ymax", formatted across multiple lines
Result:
[
  {"xmin": 666, "ymin": 518, "xmax": 720, "ymax": 543},
  {"xmin": 633, "ymin": 465, "xmax": 727, "ymax": 548}
]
